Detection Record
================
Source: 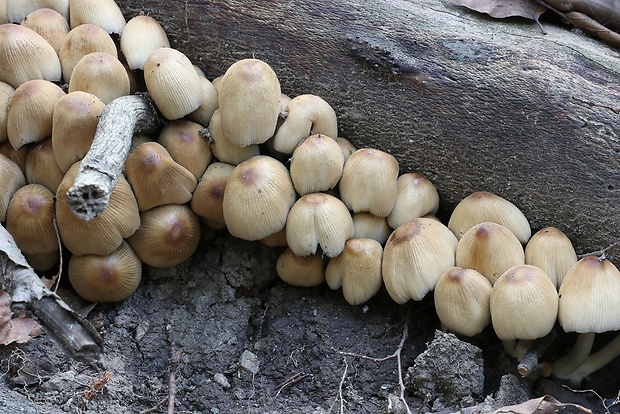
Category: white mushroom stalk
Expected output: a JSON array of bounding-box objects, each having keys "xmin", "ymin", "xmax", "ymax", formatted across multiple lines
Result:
[{"xmin": 65, "ymin": 93, "xmax": 158, "ymax": 220}]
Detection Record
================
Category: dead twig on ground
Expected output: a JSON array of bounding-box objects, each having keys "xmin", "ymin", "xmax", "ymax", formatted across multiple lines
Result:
[
  {"xmin": 167, "ymin": 343, "xmax": 182, "ymax": 414},
  {"xmin": 272, "ymin": 371, "xmax": 310, "ymax": 398}
]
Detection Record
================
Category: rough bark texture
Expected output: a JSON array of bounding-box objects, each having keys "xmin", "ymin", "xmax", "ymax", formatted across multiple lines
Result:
[{"xmin": 114, "ymin": 0, "xmax": 620, "ymax": 258}]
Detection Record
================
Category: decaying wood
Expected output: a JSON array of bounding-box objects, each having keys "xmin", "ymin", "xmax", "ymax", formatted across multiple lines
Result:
[
  {"xmin": 65, "ymin": 94, "xmax": 158, "ymax": 221},
  {"xmin": 116, "ymin": 0, "xmax": 620, "ymax": 260},
  {"xmin": 0, "ymin": 225, "xmax": 103, "ymax": 363}
]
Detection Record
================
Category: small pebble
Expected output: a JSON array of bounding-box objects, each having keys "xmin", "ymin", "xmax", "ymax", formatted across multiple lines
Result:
[
  {"xmin": 213, "ymin": 373, "xmax": 231, "ymax": 390},
  {"xmin": 238, "ymin": 350, "xmax": 259, "ymax": 375}
]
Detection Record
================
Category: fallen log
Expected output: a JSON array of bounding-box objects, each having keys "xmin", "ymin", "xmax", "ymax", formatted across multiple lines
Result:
[{"xmin": 116, "ymin": 0, "xmax": 620, "ymax": 259}]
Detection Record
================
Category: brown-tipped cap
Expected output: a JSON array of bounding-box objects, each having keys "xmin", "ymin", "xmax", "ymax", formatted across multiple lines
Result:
[
  {"xmin": 157, "ymin": 119, "xmax": 212, "ymax": 180},
  {"xmin": 190, "ymin": 162, "xmax": 235, "ymax": 230},
  {"xmin": 276, "ymin": 247, "xmax": 326, "ymax": 288}
]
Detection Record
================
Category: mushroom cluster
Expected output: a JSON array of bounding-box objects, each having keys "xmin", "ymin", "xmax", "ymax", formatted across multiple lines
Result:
[{"xmin": 0, "ymin": 0, "xmax": 618, "ymax": 386}]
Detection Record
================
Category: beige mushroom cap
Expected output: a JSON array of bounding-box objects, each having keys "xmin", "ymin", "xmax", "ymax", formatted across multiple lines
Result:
[
  {"xmin": 68, "ymin": 52, "xmax": 130, "ymax": 104},
  {"xmin": 352, "ymin": 212, "xmax": 391, "ymax": 246},
  {"xmin": 223, "ymin": 155, "xmax": 296, "ymax": 241},
  {"xmin": 59, "ymin": 23, "xmax": 117, "ymax": 82},
  {"xmin": 276, "ymin": 247, "xmax": 326, "ymax": 288},
  {"xmin": 190, "ymin": 162, "xmax": 235, "ymax": 230},
  {"xmin": 24, "ymin": 138, "xmax": 65, "ymax": 193},
  {"xmin": 289, "ymin": 134, "xmax": 344, "ymax": 196},
  {"xmin": 120, "ymin": 15, "xmax": 170, "ymax": 70},
  {"xmin": 524, "ymin": 226, "xmax": 578, "ymax": 289},
  {"xmin": 69, "ymin": 0, "xmax": 126, "ymax": 34},
  {"xmin": 157, "ymin": 119, "xmax": 212, "ymax": 180},
  {"xmin": 490, "ymin": 264, "xmax": 558, "ymax": 341},
  {"xmin": 21, "ymin": 8, "xmax": 70, "ymax": 54},
  {"xmin": 207, "ymin": 109, "xmax": 260, "ymax": 165},
  {"xmin": 187, "ymin": 76, "xmax": 219, "ymax": 126},
  {"xmin": 7, "ymin": 0, "xmax": 69, "ymax": 23},
  {"xmin": 387, "ymin": 172, "xmax": 440, "ymax": 229},
  {"xmin": 0, "ymin": 81, "xmax": 15, "ymax": 143}
]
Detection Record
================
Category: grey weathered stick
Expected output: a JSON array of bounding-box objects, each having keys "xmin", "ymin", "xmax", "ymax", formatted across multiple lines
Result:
[
  {"xmin": 65, "ymin": 94, "xmax": 159, "ymax": 221},
  {"xmin": 0, "ymin": 224, "xmax": 103, "ymax": 363}
]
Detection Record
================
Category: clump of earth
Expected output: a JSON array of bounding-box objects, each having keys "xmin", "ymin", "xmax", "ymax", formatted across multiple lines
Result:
[{"xmin": 0, "ymin": 233, "xmax": 618, "ymax": 413}]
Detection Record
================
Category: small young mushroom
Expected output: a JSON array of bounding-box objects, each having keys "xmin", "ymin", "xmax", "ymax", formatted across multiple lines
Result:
[
  {"xmin": 207, "ymin": 109, "xmax": 260, "ymax": 165},
  {"xmin": 382, "ymin": 217, "xmax": 458, "ymax": 303},
  {"xmin": 0, "ymin": 153, "xmax": 26, "ymax": 221},
  {"xmin": 58, "ymin": 23, "xmax": 117, "ymax": 82},
  {"xmin": 68, "ymin": 241, "xmax": 142, "ymax": 302},
  {"xmin": 455, "ymin": 222, "xmax": 525, "ymax": 285},
  {"xmin": 334, "ymin": 136, "xmax": 356, "ymax": 161},
  {"xmin": 325, "ymin": 238, "xmax": 383, "ymax": 305},
  {"xmin": 20, "ymin": 8, "xmax": 69, "ymax": 54},
  {"xmin": 24, "ymin": 138, "xmax": 65, "ymax": 193},
  {"xmin": 524, "ymin": 226, "xmax": 578, "ymax": 289},
  {"xmin": 157, "ymin": 119, "xmax": 213, "ymax": 180},
  {"xmin": 218, "ymin": 58, "xmax": 281, "ymax": 147},
  {"xmin": 223, "ymin": 155, "xmax": 296, "ymax": 241},
  {"xmin": 190, "ymin": 161, "xmax": 235, "ymax": 230},
  {"xmin": 187, "ymin": 75, "xmax": 219, "ymax": 126},
  {"xmin": 69, "ymin": 0, "xmax": 126, "ymax": 34},
  {"xmin": 352, "ymin": 212, "xmax": 391, "ymax": 246},
  {"xmin": 285, "ymin": 192, "xmax": 354, "ymax": 258},
  {"xmin": 289, "ymin": 133, "xmax": 344, "ymax": 196},
  {"xmin": 387, "ymin": 172, "xmax": 440, "ymax": 229},
  {"xmin": 276, "ymin": 247, "xmax": 326, "ymax": 287},
  {"xmin": 68, "ymin": 51, "xmax": 130, "ymax": 104},
  {"xmin": 434, "ymin": 267, "xmax": 493, "ymax": 337},
  {"xmin": 339, "ymin": 148, "xmax": 399, "ymax": 217},
  {"xmin": 448, "ymin": 191, "xmax": 531, "ymax": 243},
  {"xmin": 120, "ymin": 15, "xmax": 170, "ymax": 70}
]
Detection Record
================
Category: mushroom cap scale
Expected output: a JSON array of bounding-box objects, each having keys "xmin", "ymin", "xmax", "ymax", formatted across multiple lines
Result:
[
  {"xmin": 223, "ymin": 155, "xmax": 296, "ymax": 241},
  {"xmin": 558, "ymin": 256, "xmax": 620, "ymax": 334}
]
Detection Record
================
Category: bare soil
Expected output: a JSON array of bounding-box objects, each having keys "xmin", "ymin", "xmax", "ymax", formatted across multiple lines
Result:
[{"xmin": 0, "ymin": 232, "xmax": 618, "ymax": 413}]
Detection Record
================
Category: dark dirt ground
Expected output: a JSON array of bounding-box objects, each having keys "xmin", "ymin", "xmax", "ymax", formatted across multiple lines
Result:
[{"xmin": 0, "ymin": 231, "xmax": 619, "ymax": 414}]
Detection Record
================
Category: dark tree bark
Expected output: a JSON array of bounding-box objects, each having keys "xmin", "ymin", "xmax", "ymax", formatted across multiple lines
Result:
[{"xmin": 116, "ymin": 0, "xmax": 620, "ymax": 258}]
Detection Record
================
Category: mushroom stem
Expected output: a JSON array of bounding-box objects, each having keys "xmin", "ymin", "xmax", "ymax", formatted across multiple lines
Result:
[
  {"xmin": 552, "ymin": 332, "xmax": 596, "ymax": 379},
  {"xmin": 65, "ymin": 94, "xmax": 159, "ymax": 220},
  {"xmin": 502, "ymin": 339, "xmax": 533, "ymax": 361},
  {"xmin": 567, "ymin": 332, "xmax": 620, "ymax": 384}
]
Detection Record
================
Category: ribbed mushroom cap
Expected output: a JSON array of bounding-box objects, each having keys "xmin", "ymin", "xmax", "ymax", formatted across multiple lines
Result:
[
  {"xmin": 448, "ymin": 191, "xmax": 531, "ymax": 243},
  {"xmin": 24, "ymin": 138, "xmax": 65, "ymax": 193},
  {"xmin": 382, "ymin": 217, "xmax": 458, "ymax": 303},
  {"xmin": 144, "ymin": 47, "xmax": 203, "ymax": 120},
  {"xmin": 21, "ymin": 8, "xmax": 69, "ymax": 53},
  {"xmin": 51, "ymin": 91, "xmax": 105, "ymax": 172},
  {"xmin": 69, "ymin": 0, "xmax": 126, "ymax": 34},
  {"xmin": 59, "ymin": 23, "xmax": 117, "ymax": 82},
  {"xmin": 68, "ymin": 241, "xmax": 142, "ymax": 303},
  {"xmin": 0, "ymin": 23, "xmax": 62, "ymax": 88},
  {"xmin": 208, "ymin": 109, "xmax": 260, "ymax": 165},
  {"xmin": 223, "ymin": 155, "xmax": 296, "ymax": 241},
  {"xmin": 558, "ymin": 256, "xmax": 620, "ymax": 333},
  {"xmin": 187, "ymin": 76, "xmax": 219, "ymax": 126},
  {"xmin": 120, "ymin": 15, "xmax": 170, "ymax": 70},
  {"xmin": 0, "ymin": 141, "xmax": 27, "ymax": 174},
  {"xmin": 352, "ymin": 212, "xmax": 391, "ymax": 245},
  {"xmin": 24, "ymin": 249, "xmax": 59, "ymax": 272},
  {"xmin": 334, "ymin": 136, "xmax": 356, "ymax": 162},
  {"xmin": 272, "ymin": 94, "xmax": 338, "ymax": 154},
  {"xmin": 289, "ymin": 134, "xmax": 344, "ymax": 196},
  {"xmin": 127, "ymin": 204, "xmax": 201, "ymax": 268},
  {"xmin": 276, "ymin": 247, "xmax": 326, "ymax": 288},
  {"xmin": 218, "ymin": 58, "xmax": 281, "ymax": 147},
  {"xmin": 190, "ymin": 162, "xmax": 235, "ymax": 230},
  {"xmin": 68, "ymin": 52, "xmax": 130, "ymax": 104},
  {"xmin": 286, "ymin": 192, "xmax": 354, "ymax": 258},
  {"xmin": 56, "ymin": 162, "xmax": 140, "ymax": 256},
  {"xmin": 5, "ymin": 183, "xmax": 56, "ymax": 254},
  {"xmin": 0, "ymin": 81, "xmax": 14, "ymax": 143},
  {"xmin": 524, "ymin": 226, "xmax": 578, "ymax": 289},
  {"xmin": 7, "ymin": 0, "xmax": 69, "ymax": 23},
  {"xmin": 0, "ymin": 153, "xmax": 26, "ymax": 221},
  {"xmin": 490, "ymin": 264, "xmax": 558, "ymax": 341},
  {"xmin": 326, "ymin": 238, "xmax": 383, "ymax": 305},
  {"xmin": 157, "ymin": 119, "xmax": 212, "ymax": 180},
  {"xmin": 434, "ymin": 267, "xmax": 493, "ymax": 337},
  {"xmin": 455, "ymin": 221, "xmax": 525, "ymax": 285},
  {"xmin": 124, "ymin": 141, "xmax": 197, "ymax": 211},
  {"xmin": 387, "ymin": 172, "xmax": 440, "ymax": 229},
  {"xmin": 7, "ymin": 79, "xmax": 65, "ymax": 150},
  {"xmin": 339, "ymin": 148, "xmax": 399, "ymax": 217}
]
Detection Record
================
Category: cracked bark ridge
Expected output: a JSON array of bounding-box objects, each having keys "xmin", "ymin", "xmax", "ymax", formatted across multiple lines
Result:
[{"xmin": 65, "ymin": 94, "xmax": 159, "ymax": 221}]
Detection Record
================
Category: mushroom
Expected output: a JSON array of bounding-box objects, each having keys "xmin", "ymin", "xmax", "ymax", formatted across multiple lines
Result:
[
  {"xmin": 490, "ymin": 264, "xmax": 558, "ymax": 360},
  {"xmin": 334, "ymin": 136, "xmax": 356, "ymax": 162},
  {"xmin": 0, "ymin": 81, "xmax": 14, "ymax": 143},
  {"xmin": 222, "ymin": 155, "xmax": 296, "ymax": 241},
  {"xmin": 207, "ymin": 109, "xmax": 260, "ymax": 165},
  {"xmin": 187, "ymin": 76, "xmax": 219, "ymax": 126},
  {"xmin": 552, "ymin": 256, "xmax": 620, "ymax": 380},
  {"xmin": 382, "ymin": 217, "xmax": 458, "ymax": 303},
  {"xmin": 190, "ymin": 161, "xmax": 235, "ymax": 230},
  {"xmin": 59, "ymin": 23, "xmax": 117, "ymax": 82},
  {"xmin": 123, "ymin": 141, "xmax": 197, "ymax": 211},
  {"xmin": 51, "ymin": 91, "xmax": 106, "ymax": 172},
  {"xmin": 325, "ymin": 238, "xmax": 383, "ymax": 305},
  {"xmin": 7, "ymin": 79, "xmax": 65, "ymax": 150},
  {"xmin": 289, "ymin": 133, "xmax": 344, "ymax": 196},
  {"xmin": 56, "ymin": 162, "xmax": 140, "ymax": 256},
  {"xmin": 387, "ymin": 172, "xmax": 440, "ymax": 229},
  {"xmin": 24, "ymin": 138, "xmax": 65, "ymax": 193},
  {"xmin": 455, "ymin": 222, "xmax": 525, "ymax": 285},
  {"xmin": 23, "ymin": 250, "xmax": 59, "ymax": 272},
  {"xmin": 69, "ymin": 0, "xmax": 126, "ymax": 34},
  {"xmin": 0, "ymin": 153, "xmax": 27, "ymax": 221},
  {"xmin": 276, "ymin": 247, "xmax": 326, "ymax": 287},
  {"xmin": 448, "ymin": 191, "xmax": 531, "ymax": 243},
  {"xmin": 157, "ymin": 119, "xmax": 213, "ymax": 180},
  {"xmin": 260, "ymin": 227, "xmax": 288, "ymax": 248},
  {"xmin": 68, "ymin": 241, "xmax": 142, "ymax": 302},
  {"xmin": 0, "ymin": 23, "xmax": 62, "ymax": 88},
  {"xmin": 218, "ymin": 58, "xmax": 281, "ymax": 147},
  {"xmin": 0, "ymin": 140, "xmax": 27, "ymax": 173},
  {"xmin": 7, "ymin": 1, "xmax": 69, "ymax": 23},
  {"xmin": 127, "ymin": 204, "xmax": 201, "ymax": 268},
  {"xmin": 143, "ymin": 47, "xmax": 203, "ymax": 120},
  {"xmin": 120, "ymin": 15, "xmax": 170, "ymax": 70},
  {"xmin": 20, "ymin": 8, "xmax": 69, "ymax": 54},
  {"xmin": 434, "ymin": 267, "xmax": 493, "ymax": 337},
  {"xmin": 272, "ymin": 94, "xmax": 338, "ymax": 154},
  {"xmin": 285, "ymin": 192, "xmax": 354, "ymax": 258},
  {"xmin": 68, "ymin": 51, "xmax": 130, "ymax": 104},
  {"xmin": 339, "ymin": 148, "xmax": 399, "ymax": 217},
  {"xmin": 524, "ymin": 226, "xmax": 578, "ymax": 289},
  {"xmin": 352, "ymin": 212, "xmax": 391, "ymax": 246}
]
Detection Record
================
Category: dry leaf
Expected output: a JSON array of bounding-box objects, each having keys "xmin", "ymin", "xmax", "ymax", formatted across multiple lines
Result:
[
  {"xmin": 0, "ymin": 291, "xmax": 41, "ymax": 344},
  {"xmin": 490, "ymin": 395, "xmax": 592, "ymax": 414},
  {"xmin": 452, "ymin": 0, "xmax": 547, "ymax": 20}
]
